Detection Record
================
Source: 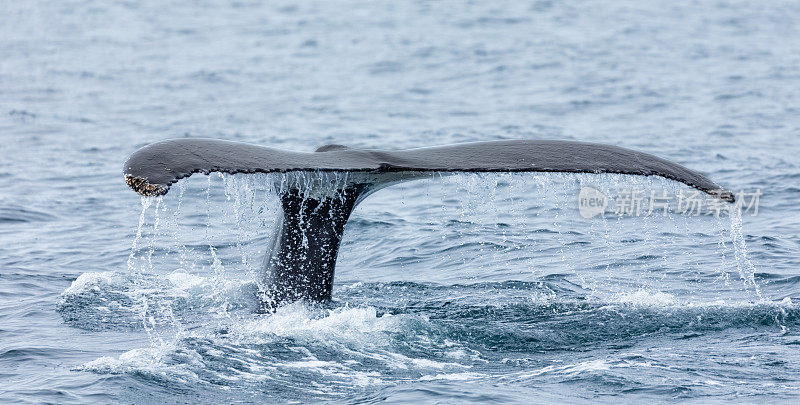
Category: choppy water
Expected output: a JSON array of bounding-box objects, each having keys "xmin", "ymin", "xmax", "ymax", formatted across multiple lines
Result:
[{"xmin": 2, "ymin": 0, "xmax": 799, "ymax": 403}]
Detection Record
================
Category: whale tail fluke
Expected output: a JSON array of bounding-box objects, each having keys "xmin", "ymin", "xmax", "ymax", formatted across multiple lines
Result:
[{"xmin": 124, "ymin": 139, "xmax": 734, "ymax": 307}]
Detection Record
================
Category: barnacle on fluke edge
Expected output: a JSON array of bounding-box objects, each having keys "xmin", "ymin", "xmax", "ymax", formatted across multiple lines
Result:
[{"xmin": 125, "ymin": 174, "xmax": 167, "ymax": 197}]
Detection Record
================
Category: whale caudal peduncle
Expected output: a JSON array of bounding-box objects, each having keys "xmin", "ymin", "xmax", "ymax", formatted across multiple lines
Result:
[
  {"xmin": 259, "ymin": 175, "xmax": 369, "ymax": 308},
  {"xmin": 257, "ymin": 171, "xmax": 414, "ymax": 310},
  {"xmin": 123, "ymin": 138, "xmax": 735, "ymax": 308}
]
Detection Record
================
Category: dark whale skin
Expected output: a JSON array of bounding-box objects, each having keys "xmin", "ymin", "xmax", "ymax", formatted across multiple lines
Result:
[{"xmin": 124, "ymin": 138, "xmax": 734, "ymax": 202}]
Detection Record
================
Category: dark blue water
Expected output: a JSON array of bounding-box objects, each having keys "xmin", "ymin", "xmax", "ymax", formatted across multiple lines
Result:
[{"xmin": 2, "ymin": 0, "xmax": 799, "ymax": 403}]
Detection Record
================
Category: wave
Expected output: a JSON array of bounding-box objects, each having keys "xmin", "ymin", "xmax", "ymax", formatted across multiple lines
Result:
[{"xmin": 59, "ymin": 271, "xmax": 798, "ymax": 401}]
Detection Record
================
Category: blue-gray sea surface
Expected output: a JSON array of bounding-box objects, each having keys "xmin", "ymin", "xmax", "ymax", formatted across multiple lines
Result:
[{"xmin": 1, "ymin": 0, "xmax": 799, "ymax": 403}]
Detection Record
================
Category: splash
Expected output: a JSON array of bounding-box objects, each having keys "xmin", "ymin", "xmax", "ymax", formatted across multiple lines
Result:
[{"xmin": 59, "ymin": 171, "xmax": 775, "ymax": 401}]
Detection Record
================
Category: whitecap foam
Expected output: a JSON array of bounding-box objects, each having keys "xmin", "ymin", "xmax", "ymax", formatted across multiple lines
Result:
[
  {"xmin": 61, "ymin": 271, "xmax": 129, "ymax": 296},
  {"xmin": 78, "ymin": 301, "xmax": 470, "ymax": 395},
  {"xmin": 515, "ymin": 359, "xmax": 617, "ymax": 378},
  {"xmin": 58, "ymin": 270, "xmax": 259, "ymax": 330},
  {"xmin": 80, "ymin": 342, "xmax": 200, "ymax": 384},
  {"xmin": 233, "ymin": 304, "xmax": 409, "ymax": 340},
  {"xmin": 419, "ymin": 371, "xmax": 485, "ymax": 381},
  {"xmin": 614, "ymin": 289, "xmax": 679, "ymax": 306}
]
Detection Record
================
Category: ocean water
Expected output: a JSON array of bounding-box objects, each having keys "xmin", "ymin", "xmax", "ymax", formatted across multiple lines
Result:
[{"xmin": 1, "ymin": 0, "xmax": 799, "ymax": 403}]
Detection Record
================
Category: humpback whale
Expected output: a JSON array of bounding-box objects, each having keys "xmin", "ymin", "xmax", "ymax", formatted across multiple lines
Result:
[{"xmin": 124, "ymin": 138, "xmax": 734, "ymax": 308}]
